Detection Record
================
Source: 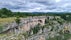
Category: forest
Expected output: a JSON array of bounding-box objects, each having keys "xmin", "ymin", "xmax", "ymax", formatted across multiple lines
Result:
[{"xmin": 0, "ymin": 8, "xmax": 71, "ymax": 21}]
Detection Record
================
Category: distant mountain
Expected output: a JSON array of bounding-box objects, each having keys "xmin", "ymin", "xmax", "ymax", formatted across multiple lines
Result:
[{"xmin": 32, "ymin": 12, "xmax": 71, "ymax": 14}]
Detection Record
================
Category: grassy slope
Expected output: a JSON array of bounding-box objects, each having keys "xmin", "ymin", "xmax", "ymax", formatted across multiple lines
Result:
[
  {"xmin": 0, "ymin": 17, "xmax": 16, "ymax": 23},
  {"xmin": 0, "ymin": 17, "xmax": 16, "ymax": 36}
]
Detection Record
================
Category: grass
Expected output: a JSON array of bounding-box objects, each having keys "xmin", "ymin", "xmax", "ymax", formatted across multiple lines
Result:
[
  {"xmin": 0, "ymin": 17, "xmax": 16, "ymax": 24},
  {"xmin": 0, "ymin": 17, "xmax": 16, "ymax": 35},
  {"xmin": 0, "ymin": 17, "xmax": 28, "ymax": 24}
]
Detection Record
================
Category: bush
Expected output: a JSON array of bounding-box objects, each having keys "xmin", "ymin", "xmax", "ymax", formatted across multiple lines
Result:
[
  {"xmin": 0, "ymin": 25, "xmax": 3, "ymax": 33},
  {"xmin": 15, "ymin": 16, "xmax": 20, "ymax": 25}
]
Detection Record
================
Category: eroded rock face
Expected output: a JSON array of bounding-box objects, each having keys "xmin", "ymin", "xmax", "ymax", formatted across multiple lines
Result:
[
  {"xmin": 38, "ymin": 35, "xmax": 45, "ymax": 40},
  {"xmin": 0, "ymin": 16, "xmax": 46, "ymax": 34},
  {"xmin": 21, "ymin": 24, "xmax": 30, "ymax": 32},
  {"xmin": 20, "ymin": 16, "xmax": 46, "ymax": 32},
  {"xmin": 2, "ymin": 16, "xmax": 71, "ymax": 40}
]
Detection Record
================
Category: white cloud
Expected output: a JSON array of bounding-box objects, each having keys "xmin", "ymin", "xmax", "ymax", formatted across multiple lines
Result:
[
  {"xmin": 0, "ymin": 0, "xmax": 71, "ymax": 12},
  {"xmin": 55, "ymin": 0, "xmax": 61, "ymax": 2}
]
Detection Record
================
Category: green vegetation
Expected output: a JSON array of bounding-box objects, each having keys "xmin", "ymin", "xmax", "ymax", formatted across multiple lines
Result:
[
  {"xmin": 15, "ymin": 16, "xmax": 20, "ymax": 25},
  {"xmin": 0, "ymin": 8, "xmax": 12, "ymax": 18},
  {"xmin": 22, "ymin": 32, "xmax": 28, "ymax": 40},
  {"xmin": 46, "ymin": 33, "xmax": 71, "ymax": 40},
  {"xmin": 0, "ymin": 17, "xmax": 16, "ymax": 23},
  {"xmin": 45, "ymin": 16, "xmax": 71, "ymax": 40},
  {"xmin": 0, "ymin": 8, "xmax": 71, "ymax": 40},
  {"xmin": 0, "ymin": 8, "xmax": 71, "ymax": 19},
  {"xmin": 0, "ymin": 8, "xmax": 71, "ymax": 22},
  {"xmin": 32, "ymin": 24, "xmax": 41, "ymax": 34},
  {"xmin": 0, "ymin": 25, "xmax": 3, "ymax": 32},
  {"xmin": 0, "ymin": 17, "xmax": 16, "ymax": 32}
]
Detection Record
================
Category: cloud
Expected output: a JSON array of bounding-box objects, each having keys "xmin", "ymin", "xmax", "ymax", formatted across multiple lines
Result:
[{"xmin": 0, "ymin": 0, "xmax": 71, "ymax": 12}]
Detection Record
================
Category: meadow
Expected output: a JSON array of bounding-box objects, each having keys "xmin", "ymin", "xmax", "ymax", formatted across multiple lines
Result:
[{"xmin": 0, "ymin": 17, "xmax": 16, "ymax": 23}]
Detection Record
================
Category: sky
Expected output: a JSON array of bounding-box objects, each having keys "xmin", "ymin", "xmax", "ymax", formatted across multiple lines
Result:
[{"xmin": 0, "ymin": 0, "xmax": 71, "ymax": 12}]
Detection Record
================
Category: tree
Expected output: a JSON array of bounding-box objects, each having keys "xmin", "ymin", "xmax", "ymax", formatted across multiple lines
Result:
[
  {"xmin": 15, "ymin": 16, "xmax": 20, "ymax": 26},
  {"xmin": 0, "ymin": 8, "xmax": 12, "ymax": 17},
  {"xmin": 32, "ymin": 24, "xmax": 40, "ymax": 34}
]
